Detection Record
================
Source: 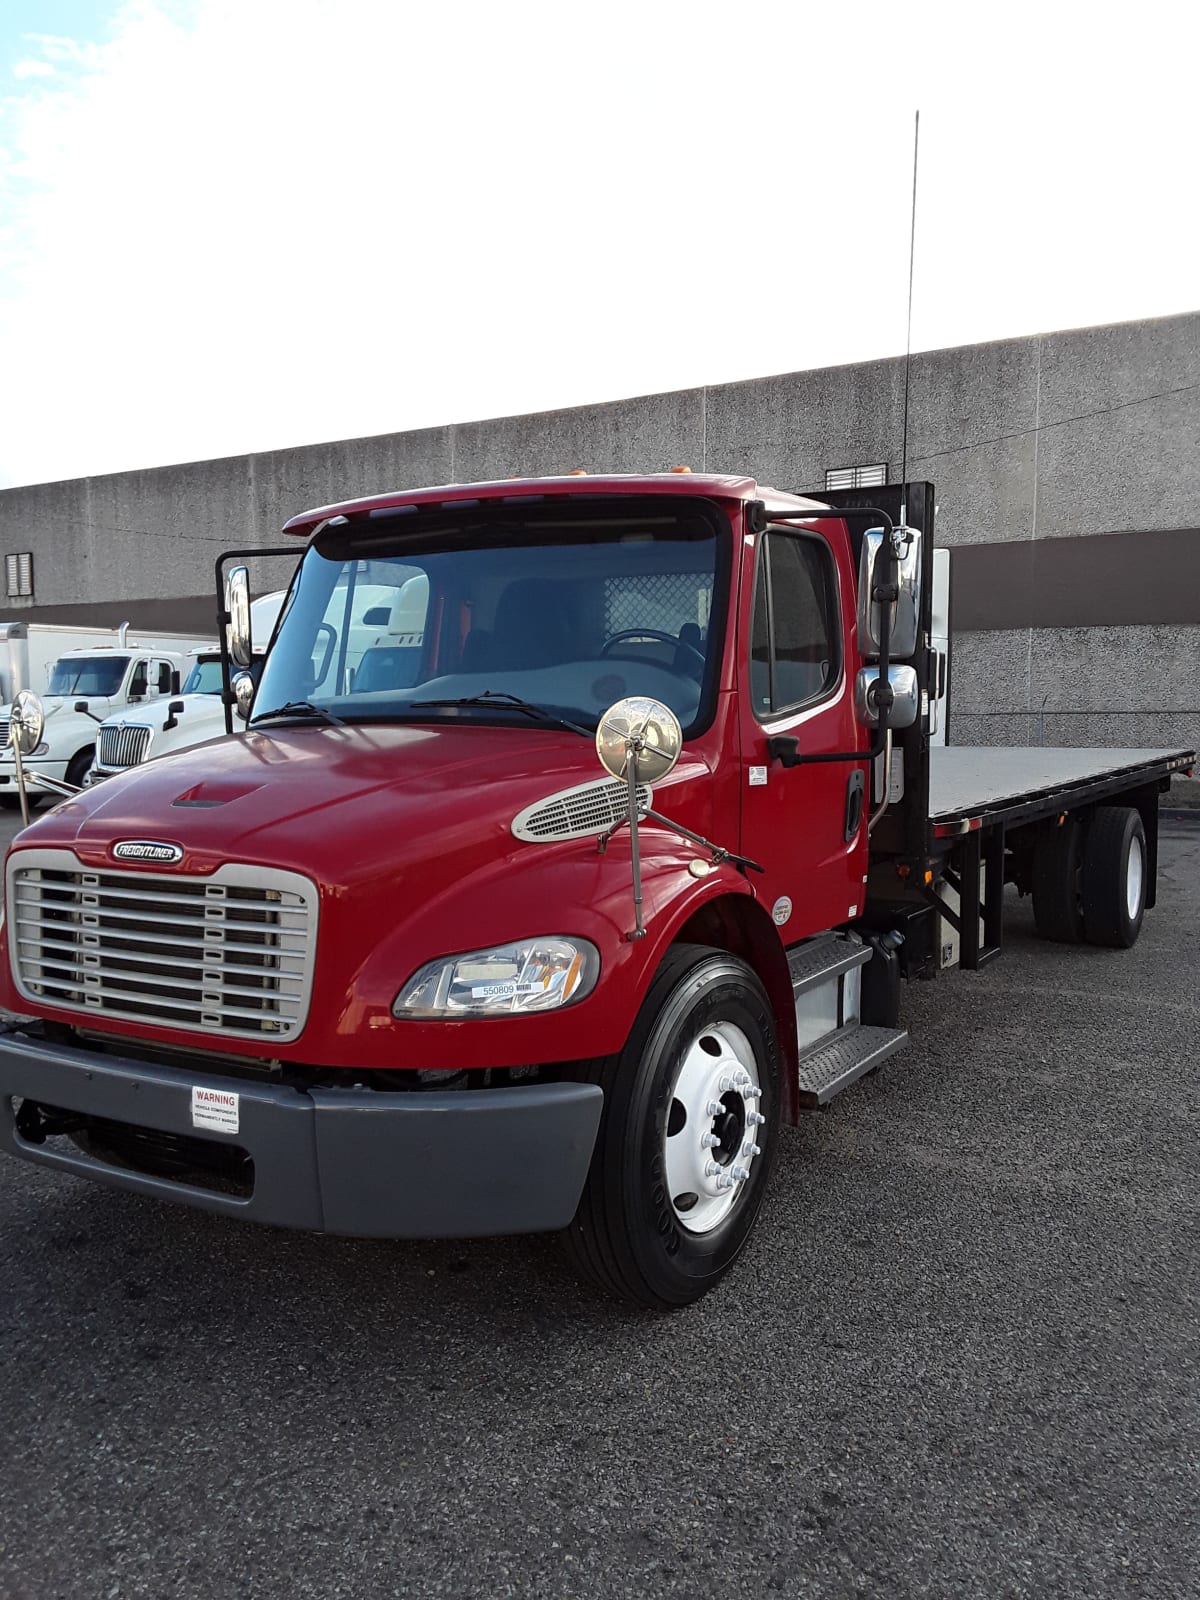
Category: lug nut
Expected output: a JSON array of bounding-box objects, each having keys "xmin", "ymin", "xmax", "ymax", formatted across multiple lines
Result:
[
  {"xmin": 742, "ymin": 1084, "xmax": 763, "ymax": 1101},
  {"xmin": 700, "ymin": 1132, "xmax": 720, "ymax": 1150},
  {"xmin": 706, "ymin": 1100, "xmax": 725, "ymax": 1118},
  {"xmin": 704, "ymin": 1160, "xmax": 723, "ymax": 1178},
  {"xmin": 741, "ymin": 1141, "xmax": 761, "ymax": 1159},
  {"xmin": 715, "ymin": 1174, "xmax": 736, "ymax": 1192},
  {"xmin": 748, "ymin": 1110, "xmax": 766, "ymax": 1127},
  {"xmin": 731, "ymin": 1165, "xmax": 751, "ymax": 1183}
]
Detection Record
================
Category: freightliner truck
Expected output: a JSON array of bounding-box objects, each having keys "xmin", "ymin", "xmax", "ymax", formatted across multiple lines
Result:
[{"xmin": 0, "ymin": 474, "xmax": 1192, "ymax": 1308}]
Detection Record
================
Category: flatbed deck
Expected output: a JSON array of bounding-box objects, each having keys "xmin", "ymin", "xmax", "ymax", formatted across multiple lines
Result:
[{"xmin": 929, "ymin": 746, "xmax": 1194, "ymax": 828}]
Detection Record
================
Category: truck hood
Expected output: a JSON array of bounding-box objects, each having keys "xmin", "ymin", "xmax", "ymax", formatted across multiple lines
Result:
[
  {"xmin": 1, "ymin": 695, "xmax": 117, "ymax": 721},
  {"xmin": 96, "ymin": 692, "xmax": 223, "ymax": 733},
  {"xmin": 15, "ymin": 721, "xmax": 713, "ymax": 892}
]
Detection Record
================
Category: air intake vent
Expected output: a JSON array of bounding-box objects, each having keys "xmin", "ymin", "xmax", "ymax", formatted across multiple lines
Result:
[{"xmin": 512, "ymin": 778, "xmax": 653, "ymax": 843}]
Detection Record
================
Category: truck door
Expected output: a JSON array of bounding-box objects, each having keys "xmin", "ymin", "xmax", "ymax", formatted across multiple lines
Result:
[{"xmin": 738, "ymin": 519, "xmax": 868, "ymax": 940}]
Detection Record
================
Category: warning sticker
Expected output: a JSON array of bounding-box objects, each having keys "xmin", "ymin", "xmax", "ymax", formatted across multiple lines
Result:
[{"xmin": 191, "ymin": 1085, "xmax": 240, "ymax": 1135}]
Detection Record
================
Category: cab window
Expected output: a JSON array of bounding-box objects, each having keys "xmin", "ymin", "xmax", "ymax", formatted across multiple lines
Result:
[{"xmin": 750, "ymin": 531, "xmax": 840, "ymax": 718}]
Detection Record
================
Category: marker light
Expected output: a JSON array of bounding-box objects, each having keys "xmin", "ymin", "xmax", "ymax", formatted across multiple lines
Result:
[{"xmin": 394, "ymin": 937, "xmax": 599, "ymax": 1019}]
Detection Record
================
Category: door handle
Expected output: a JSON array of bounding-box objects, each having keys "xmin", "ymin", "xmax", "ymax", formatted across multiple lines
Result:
[{"xmin": 844, "ymin": 770, "xmax": 865, "ymax": 840}]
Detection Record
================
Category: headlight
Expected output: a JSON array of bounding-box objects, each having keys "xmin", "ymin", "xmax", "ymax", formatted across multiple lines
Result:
[{"xmin": 394, "ymin": 937, "xmax": 600, "ymax": 1019}]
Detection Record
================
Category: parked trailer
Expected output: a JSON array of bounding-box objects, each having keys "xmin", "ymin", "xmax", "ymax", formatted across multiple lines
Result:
[{"xmin": 0, "ymin": 474, "xmax": 1191, "ymax": 1308}]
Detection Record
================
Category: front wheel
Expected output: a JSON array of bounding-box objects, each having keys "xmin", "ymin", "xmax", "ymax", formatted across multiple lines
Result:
[
  {"xmin": 563, "ymin": 944, "xmax": 780, "ymax": 1309},
  {"xmin": 65, "ymin": 749, "xmax": 93, "ymax": 790}
]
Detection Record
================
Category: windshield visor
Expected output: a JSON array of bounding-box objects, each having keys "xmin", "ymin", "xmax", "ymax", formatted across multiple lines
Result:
[
  {"xmin": 253, "ymin": 498, "xmax": 728, "ymax": 735},
  {"xmin": 48, "ymin": 655, "xmax": 129, "ymax": 697}
]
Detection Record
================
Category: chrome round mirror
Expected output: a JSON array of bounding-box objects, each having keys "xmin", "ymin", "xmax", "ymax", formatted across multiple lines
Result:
[
  {"xmin": 232, "ymin": 672, "xmax": 256, "ymax": 722},
  {"xmin": 596, "ymin": 696, "xmax": 682, "ymax": 784},
  {"xmin": 226, "ymin": 566, "xmax": 252, "ymax": 669},
  {"xmin": 10, "ymin": 689, "xmax": 45, "ymax": 755}
]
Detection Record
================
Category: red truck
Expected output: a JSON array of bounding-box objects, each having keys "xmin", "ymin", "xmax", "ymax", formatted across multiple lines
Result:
[{"xmin": 0, "ymin": 474, "xmax": 1192, "ymax": 1307}]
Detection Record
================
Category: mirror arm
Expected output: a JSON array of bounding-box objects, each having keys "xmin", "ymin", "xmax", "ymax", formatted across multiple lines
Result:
[
  {"xmin": 626, "ymin": 758, "xmax": 646, "ymax": 941},
  {"xmin": 72, "ymin": 700, "xmax": 104, "ymax": 725}
]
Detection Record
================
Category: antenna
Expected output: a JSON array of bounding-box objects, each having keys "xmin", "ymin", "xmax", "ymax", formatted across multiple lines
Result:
[{"xmin": 899, "ymin": 109, "xmax": 920, "ymax": 523}]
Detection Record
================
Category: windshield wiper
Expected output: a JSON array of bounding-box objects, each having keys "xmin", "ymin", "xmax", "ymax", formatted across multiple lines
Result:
[
  {"xmin": 252, "ymin": 700, "xmax": 346, "ymax": 728},
  {"xmin": 409, "ymin": 691, "xmax": 591, "ymax": 737}
]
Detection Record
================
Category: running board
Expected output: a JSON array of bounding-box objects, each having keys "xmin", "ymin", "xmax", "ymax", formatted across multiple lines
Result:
[
  {"xmin": 787, "ymin": 933, "xmax": 871, "ymax": 995},
  {"xmin": 796, "ymin": 1024, "xmax": 909, "ymax": 1109}
]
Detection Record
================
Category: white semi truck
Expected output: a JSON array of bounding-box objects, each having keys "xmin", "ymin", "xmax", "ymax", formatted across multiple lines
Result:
[
  {"xmin": 87, "ymin": 577, "xmax": 429, "ymax": 784},
  {"xmin": 0, "ymin": 624, "xmax": 215, "ymax": 805},
  {"xmin": 88, "ymin": 595, "xmax": 287, "ymax": 784}
]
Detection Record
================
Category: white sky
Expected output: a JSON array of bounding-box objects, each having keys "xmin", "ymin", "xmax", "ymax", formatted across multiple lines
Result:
[{"xmin": 0, "ymin": 0, "xmax": 1197, "ymax": 488}]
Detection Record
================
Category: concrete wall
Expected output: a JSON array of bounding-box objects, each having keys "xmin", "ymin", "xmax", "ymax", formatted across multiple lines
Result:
[{"xmin": 1, "ymin": 309, "xmax": 1197, "ymax": 786}]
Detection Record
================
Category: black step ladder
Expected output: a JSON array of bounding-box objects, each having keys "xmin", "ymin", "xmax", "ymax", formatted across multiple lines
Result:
[{"xmin": 788, "ymin": 933, "xmax": 908, "ymax": 1109}]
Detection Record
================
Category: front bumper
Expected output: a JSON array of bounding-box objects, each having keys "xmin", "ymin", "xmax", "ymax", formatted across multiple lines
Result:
[{"xmin": 0, "ymin": 1029, "xmax": 603, "ymax": 1237}]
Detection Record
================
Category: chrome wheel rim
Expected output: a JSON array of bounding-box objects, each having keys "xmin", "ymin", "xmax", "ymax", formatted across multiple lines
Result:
[
  {"xmin": 664, "ymin": 1020, "xmax": 765, "ymax": 1235},
  {"xmin": 1126, "ymin": 835, "xmax": 1145, "ymax": 921}
]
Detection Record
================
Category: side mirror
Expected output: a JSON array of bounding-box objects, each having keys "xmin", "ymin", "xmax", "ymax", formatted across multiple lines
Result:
[
  {"xmin": 232, "ymin": 672, "xmax": 256, "ymax": 723},
  {"xmin": 858, "ymin": 528, "xmax": 922, "ymax": 660},
  {"xmin": 163, "ymin": 698, "xmax": 185, "ymax": 733},
  {"xmin": 226, "ymin": 566, "xmax": 252, "ymax": 668},
  {"xmin": 855, "ymin": 665, "xmax": 920, "ymax": 730},
  {"xmin": 10, "ymin": 690, "xmax": 45, "ymax": 755},
  {"xmin": 596, "ymin": 696, "xmax": 682, "ymax": 784}
]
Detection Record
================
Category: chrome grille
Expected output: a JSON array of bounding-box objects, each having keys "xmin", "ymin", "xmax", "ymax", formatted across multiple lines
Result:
[
  {"xmin": 8, "ymin": 849, "xmax": 318, "ymax": 1042},
  {"xmin": 97, "ymin": 723, "xmax": 152, "ymax": 770},
  {"xmin": 511, "ymin": 778, "xmax": 653, "ymax": 843},
  {"xmin": 0, "ymin": 718, "xmax": 9, "ymax": 748}
]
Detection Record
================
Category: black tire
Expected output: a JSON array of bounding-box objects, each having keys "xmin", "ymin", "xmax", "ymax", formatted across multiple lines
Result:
[
  {"xmin": 65, "ymin": 749, "xmax": 93, "ymax": 790},
  {"xmin": 1082, "ymin": 805, "xmax": 1147, "ymax": 949},
  {"xmin": 563, "ymin": 944, "xmax": 780, "ymax": 1309},
  {"xmin": 1032, "ymin": 816, "xmax": 1085, "ymax": 942}
]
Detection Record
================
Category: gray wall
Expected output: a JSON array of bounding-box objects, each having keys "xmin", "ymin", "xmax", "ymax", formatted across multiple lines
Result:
[{"xmin": 2, "ymin": 309, "xmax": 1197, "ymax": 783}]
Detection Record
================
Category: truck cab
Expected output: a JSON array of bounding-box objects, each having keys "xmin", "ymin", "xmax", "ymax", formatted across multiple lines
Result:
[{"xmin": 0, "ymin": 474, "xmax": 1190, "ymax": 1308}]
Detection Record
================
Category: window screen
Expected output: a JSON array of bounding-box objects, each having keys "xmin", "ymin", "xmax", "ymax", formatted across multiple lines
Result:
[
  {"xmin": 6, "ymin": 553, "xmax": 33, "ymax": 598},
  {"xmin": 750, "ymin": 532, "xmax": 839, "ymax": 717},
  {"xmin": 825, "ymin": 464, "xmax": 887, "ymax": 491}
]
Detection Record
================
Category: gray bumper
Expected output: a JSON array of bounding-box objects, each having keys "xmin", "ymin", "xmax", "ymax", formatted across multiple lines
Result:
[{"xmin": 0, "ymin": 1030, "xmax": 603, "ymax": 1238}]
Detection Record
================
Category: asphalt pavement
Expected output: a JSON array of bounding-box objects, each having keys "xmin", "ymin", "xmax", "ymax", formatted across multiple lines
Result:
[{"xmin": 1, "ymin": 808, "xmax": 1197, "ymax": 1599}]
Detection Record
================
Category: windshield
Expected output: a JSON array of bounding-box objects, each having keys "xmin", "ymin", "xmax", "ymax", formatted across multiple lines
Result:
[
  {"xmin": 48, "ymin": 655, "xmax": 129, "ymax": 697},
  {"xmin": 253, "ymin": 499, "xmax": 725, "ymax": 734},
  {"xmin": 182, "ymin": 657, "xmax": 225, "ymax": 695},
  {"xmin": 183, "ymin": 656, "xmax": 264, "ymax": 695}
]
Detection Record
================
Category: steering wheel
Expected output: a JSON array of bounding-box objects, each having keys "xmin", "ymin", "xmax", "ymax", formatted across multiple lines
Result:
[{"xmin": 600, "ymin": 628, "xmax": 706, "ymax": 675}]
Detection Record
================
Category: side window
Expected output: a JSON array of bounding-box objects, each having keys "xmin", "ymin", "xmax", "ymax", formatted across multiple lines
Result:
[
  {"xmin": 129, "ymin": 660, "xmax": 148, "ymax": 698},
  {"xmin": 750, "ymin": 531, "xmax": 839, "ymax": 719},
  {"xmin": 155, "ymin": 660, "xmax": 174, "ymax": 693}
]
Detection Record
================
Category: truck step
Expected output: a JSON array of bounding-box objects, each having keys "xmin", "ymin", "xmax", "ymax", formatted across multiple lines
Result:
[
  {"xmin": 796, "ymin": 1024, "xmax": 908, "ymax": 1109},
  {"xmin": 787, "ymin": 933, "xmax": 871, "ymax": 996}
]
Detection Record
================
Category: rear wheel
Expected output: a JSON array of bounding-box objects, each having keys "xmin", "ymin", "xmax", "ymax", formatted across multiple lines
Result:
[
  {"xmin": 1082, "ymin": 805, "xmax": 1147, "ymax": 948},
  {"xmin": 563, "ymin": 944, "xmax": 780, "ymax": 1309},
  {"xmin": 1032, "ymin": 815, "xmax": 1084, "ymax": 942}
]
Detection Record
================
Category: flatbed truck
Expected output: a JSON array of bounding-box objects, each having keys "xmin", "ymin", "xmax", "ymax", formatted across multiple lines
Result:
[{"xmin": 0, "ymin": 474, "xmax": 1191, "ymax": 1307}]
